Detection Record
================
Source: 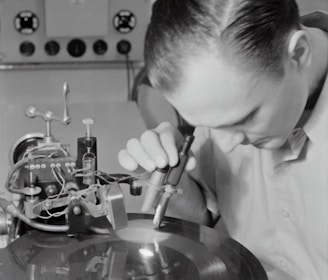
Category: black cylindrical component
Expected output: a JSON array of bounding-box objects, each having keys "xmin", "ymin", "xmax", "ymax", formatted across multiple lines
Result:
[
  {"xmin": 165, "ymin": 135, "xmax": 195, "ymax": 186},
  {"xmin": 130, "ymin": 184, "xmax": 142, "ymax": 196},
  {"xmin": 179, "ymin": 135, "xmax": 194, "ymax": 155}
]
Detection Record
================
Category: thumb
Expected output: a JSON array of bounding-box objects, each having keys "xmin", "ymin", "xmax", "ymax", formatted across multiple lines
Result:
[{"xmin": 185, "ymin": 154, "xmax": 197, "ymax": 171}]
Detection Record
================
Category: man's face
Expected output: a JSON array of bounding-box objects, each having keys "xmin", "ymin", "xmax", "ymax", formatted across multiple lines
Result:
[{"xmin": 166, "ymin": 55, "xmax": 309, "ymax": 153}]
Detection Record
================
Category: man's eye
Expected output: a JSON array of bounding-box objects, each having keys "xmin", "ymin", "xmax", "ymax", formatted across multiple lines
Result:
[
  {"xmin": 234, "ymin": 109, "xmax": 258, "ymax": 126},
  {"xmin": 243, "ymin": 113, "xmax": 255, "ymax": 124}
]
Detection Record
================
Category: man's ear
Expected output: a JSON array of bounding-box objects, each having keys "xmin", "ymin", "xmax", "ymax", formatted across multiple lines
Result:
[{"xmin": 287, "ymin": 30, "xmax": 312, "ymax": 69}]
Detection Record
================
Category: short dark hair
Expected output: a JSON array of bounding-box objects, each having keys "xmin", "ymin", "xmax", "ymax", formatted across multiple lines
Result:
[{"xmin": 145, "ymin": 0, "xmax": 301, "ymax": 93}]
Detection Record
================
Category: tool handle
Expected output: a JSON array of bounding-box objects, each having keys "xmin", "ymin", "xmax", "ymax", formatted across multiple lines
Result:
[{"xmin": 165, "ymin": 135, "xmax": 194, "ymax": 186}]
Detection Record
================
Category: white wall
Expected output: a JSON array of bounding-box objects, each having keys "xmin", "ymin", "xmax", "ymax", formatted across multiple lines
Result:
[
  {"xmin": 297, "ymin": 0, "xmax": 328, "ymax": 14},
  {"xmin": 0, "ymin": 67, "xmax": 130, "ymax": 104}
]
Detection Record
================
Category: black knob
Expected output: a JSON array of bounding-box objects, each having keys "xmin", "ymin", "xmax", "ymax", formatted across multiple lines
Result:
[
  {"xmin": 130, "ymin": 185, "xmax": 142, "ymax": 196},
  {"xmin": 93, "ymin": 39, "xmax": 108, "ymax": 55},
  {"xmin": 116, "ymin": 40, "xmax": 131, "ymax": 55},
  {"xmin": 14, "ymin": 11, "xmax": 39, "ymax": 35},
  {"xmin": 44, "ymin": 40, "xmax": 60, "ymax": 56},
  {"xmin": 19, "ymin": 41, "xmax": 35, "ymax": 56},
  {"xmin": 67, "ymin": 39, "xmax": 86, "ymax": 58}
]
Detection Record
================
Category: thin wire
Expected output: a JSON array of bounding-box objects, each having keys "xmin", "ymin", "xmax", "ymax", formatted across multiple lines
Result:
[
  {"xmin": 23, "ymin": 143, "xmax": 70, "ymax": 159},
  {"xmin": 94, "ymin": 173, "xmax": 113, "ymax": 185},
  {"xmin": 130, "ymin": 59, "xmax": 136, "ymax": 79},
  {"xmin": 74, "ymin": 170, "xmax": 150, "ymax": 185},
  {"xmin": 96, "ymin": 170, "xmax": 150, "ymax": 183},
  {"xmin": 9, "ymin": 143, "xmax": 153, "ymax": 224},
  {"xmin": 117, "ymin": 171, "xmax": 150, "ymax": 182},
  {"xmin": 29, "ymin": 165, "xmax": 150, "ymax": 221},
  {"xmin": 51, "ymin": 167, "xmax": 64, "ymax": 188},
  {"xmin": 32, "ymin": 167, "xmax": 68, "ymax": 219},
  {"xmin": 5, "ymin": 154, "xmax": 45, "ymax": 194},
  {"xmin": 70, "ymin": 166, "xmax": 91, "ymax": 176},
  {"xmin": 55, "ymin": 166, "xmax": 66, "ymax": 187},
  {"xmin": 125, "ymin": 53, "xmax": 131, "ymax": 99},
  {"xmin": 73, "ymin": 183, "xmax": 101, "ymax": 201},
  {"xmin": 44, "ymin": 206, "xmax": 68, "ymax": 218},
  {"xmin": 33, "ymin": 197, "xmax": 68, "ymax": 220}
]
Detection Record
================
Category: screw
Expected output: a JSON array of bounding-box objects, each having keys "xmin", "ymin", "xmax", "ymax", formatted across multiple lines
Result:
[
  {"xmin": 82, "ymin": 118, "xmax": 94, "ymax": 139},
  {"xmin": 45, "ymin": 185, "xmax": 58, "ymax": 197},
  {"xmin": 72, "ymin": 205, "xmax": 82, "ymax": 216}
]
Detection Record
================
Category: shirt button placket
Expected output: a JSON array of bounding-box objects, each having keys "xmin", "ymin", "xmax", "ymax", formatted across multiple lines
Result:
[
  {"xmin": 279, "ymin": 258, "xmax": 286, "ymax": 268},
  {"xmin": 281, "ymin": 208, "xmax": 291, "ymax": 219}
]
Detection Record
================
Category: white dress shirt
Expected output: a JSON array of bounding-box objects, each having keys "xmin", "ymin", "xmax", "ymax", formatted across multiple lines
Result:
[{"xmin": 189, "ymin": 12, "xmax": 328, "ymax": 280}]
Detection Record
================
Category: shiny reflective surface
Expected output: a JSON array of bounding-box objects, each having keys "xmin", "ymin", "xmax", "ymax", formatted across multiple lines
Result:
[{"xmin": 0, "ymin": 214, "xmax": 267, "ymax": 280}]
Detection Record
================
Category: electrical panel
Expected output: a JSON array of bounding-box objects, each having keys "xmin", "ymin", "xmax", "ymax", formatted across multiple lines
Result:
[{"xmin": 0, "ymin": 0, "xmax": 152, "ymax": 64}]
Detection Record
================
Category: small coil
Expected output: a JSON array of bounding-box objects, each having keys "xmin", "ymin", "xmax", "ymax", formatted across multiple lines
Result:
[{"xmin": 82, "ymin": 152, "xmax": 96, "ymax": 185}]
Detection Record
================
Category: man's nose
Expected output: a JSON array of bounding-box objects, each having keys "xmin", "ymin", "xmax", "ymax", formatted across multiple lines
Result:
[{"xmin": 215, "ymin": 129, "xmax": 246, "ymax": 153}]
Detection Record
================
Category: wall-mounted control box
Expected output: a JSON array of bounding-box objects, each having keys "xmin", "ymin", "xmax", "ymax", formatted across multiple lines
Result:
[{"xmin": 0, "ymin": 0, "xmax": 152, "ymax": 64}]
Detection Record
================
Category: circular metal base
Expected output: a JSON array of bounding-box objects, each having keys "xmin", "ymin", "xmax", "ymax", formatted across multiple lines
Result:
[{"xmin": 0, "ymin": 214, "xmax": 267, "ymax": 280}]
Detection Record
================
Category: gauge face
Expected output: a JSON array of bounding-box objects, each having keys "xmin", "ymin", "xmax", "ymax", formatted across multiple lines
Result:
[
  {"xmin": 93, "ymin": 39, "xmax": 108, "ymax": 55},
  {"xmin": 67, "ymin": 38, "xmax": 87, "ymax": 57},
  {"xmin": 113, "ymin": 10, "xmax": 137, "ymax": 33},
  {"xmin": 19, "ymin": 41, "xmax": 35, "ymax": 56},
  {"xmin": 44, "ymin": 40, "xmax": 60, "ymax": 56},
  {"xmin": 14, "ymin": 11, "xmax": 39, "ymax": 35}
]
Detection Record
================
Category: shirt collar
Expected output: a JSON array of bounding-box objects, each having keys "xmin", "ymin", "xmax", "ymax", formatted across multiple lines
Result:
[
  {"xmin": 302, "ymin": 11, "xmax": 328, "ymax": 144},
  {"xmin": 272, "ymin": 127, "xmax": 308, "ymax": 167},
  {"xmin": 303, "ymin": 73, "xmax": 328, "ymax": 144},
  {"xmin": 272, "ymin": 11, "xmax": 328, "ymax": 166},
  {"xmin": 301, "ymin": 11, "xmax": 328, "ymax": 32}
]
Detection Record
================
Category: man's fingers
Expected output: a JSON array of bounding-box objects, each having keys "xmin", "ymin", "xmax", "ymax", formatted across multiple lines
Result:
[
  {"xmin": 126, "ymin": 138, "xmax": 156, "ymax": 172},
  {"xmin": 118, "ymin": 122, "xmax": 197, "ymax": 174},
  {"xmin": 154, "ymin": 122, "xmax": 181, "ymax": 166},
  {"xmin": 140, "ymin": 130, "xmax": 169, "ymax": 168},
  {"xmin": 117, "ymin": 149, "xmax": 139, "ymax": 171},
  {"xmin": 159, "ymin": 132, "xmax": 179, "ymax": 166}
]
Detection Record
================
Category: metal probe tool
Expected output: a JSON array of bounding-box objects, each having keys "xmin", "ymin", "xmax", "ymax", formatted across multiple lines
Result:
[{"xmin": 153, "ymin": 133, "xmax": 195, "ymax": 228}]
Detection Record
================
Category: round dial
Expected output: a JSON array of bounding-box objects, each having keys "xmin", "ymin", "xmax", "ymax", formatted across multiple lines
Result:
[
  {"xmin": 45, "ymin": 41, "xmax": 60, "ymax": 56},
  {"xmin": 93, "ymin": 40, "xmax": 108, "ymax": 55},
  {"xmin": 14, "ymin": 11, "xmax": 39, "ymax": 35},
  {"xmin": 19, "ymin": 41, "xmax": 35, "ymax": 56},
  {"xmin": 113, "ymin": 10, "xmax": 137, "ymax": 33},
  {"xmin": 67, "ymin": 39, "xmax": 86, "ymax": 58}
]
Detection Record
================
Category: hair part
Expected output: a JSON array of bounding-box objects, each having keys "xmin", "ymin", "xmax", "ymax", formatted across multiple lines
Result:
[{"xmin": 144, "ymin": 0, "xmax": 301, "ymax": 93}]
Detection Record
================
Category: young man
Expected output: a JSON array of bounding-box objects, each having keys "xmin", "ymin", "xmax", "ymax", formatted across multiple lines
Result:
[{"xmin": 118, "ymin": 1, "xmax": 328, "ymax": 279}]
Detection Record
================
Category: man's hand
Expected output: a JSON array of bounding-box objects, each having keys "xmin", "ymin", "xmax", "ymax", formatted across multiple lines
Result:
[
  {"xmin": 118, "ymin": 122, "xmax": 196, "ymax": 172},
  {"xmin": 119, "ymin": 122, "xmax": 211, "ymax": 225}
]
